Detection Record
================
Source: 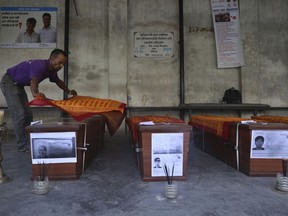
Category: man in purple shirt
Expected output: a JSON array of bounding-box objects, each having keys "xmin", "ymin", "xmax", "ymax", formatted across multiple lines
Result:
[{"xmin": 0, "ymin": 49, "xmax": 77, "ymax": 152}]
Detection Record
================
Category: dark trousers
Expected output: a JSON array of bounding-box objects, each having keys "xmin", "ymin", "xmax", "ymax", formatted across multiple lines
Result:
[{"xmin": 0, "ymin": 73, "xmax": 33, "ymax": 148}]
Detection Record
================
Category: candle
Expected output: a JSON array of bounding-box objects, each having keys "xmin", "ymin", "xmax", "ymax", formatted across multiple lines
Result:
[
  {"xmin": 0, "ymin": 111, "xmax": 4, "ymax": 124},
  {"xmin": 282, "ymin": 158, "xmax": 287, "ymax": 177}
]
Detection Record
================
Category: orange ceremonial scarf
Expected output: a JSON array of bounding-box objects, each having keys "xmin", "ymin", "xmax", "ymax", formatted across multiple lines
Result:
[
  {"xmin": 189, "ymin": 115, "xmax": 250, "ymax": 141},
  {"xmin": 251, "ymin": 115, "xmax": 288, "ymax": 124},
  {"xmin": 28, "ymin": 95, "xmax": 126, "ymax": 136},
  {"xmin": 126, "ymin": 115, "xmax": 185, "ymax": 143}
]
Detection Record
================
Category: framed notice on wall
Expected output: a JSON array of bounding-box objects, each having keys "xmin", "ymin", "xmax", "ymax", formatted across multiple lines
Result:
[
  {"xmin": 0, "ymin": 7, "xmax": 57, "ymax": 49},
  {"xmin": 250, "ymin": 130, "xmax": 288, "ymax": 159},
  {"xmin": 134, "ymin": 32, "xmax": 174, "ymax": 58},
  {"xmin": 151, "ymin": 133, "xmax": 183, "ymax": 177}
]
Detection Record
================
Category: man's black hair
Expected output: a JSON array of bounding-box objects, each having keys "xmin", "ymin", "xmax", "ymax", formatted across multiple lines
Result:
[
  {"xmin": 255, "ymin": 136, "xmax": 264, "ymax": 142},
  {"xmin": 50, "ymin": 49, "xmax": 67, "ymax": 58},
  {"xmin": 26, "ymin": 17, "xmax": 37, "ymax": 25},
  {"xmin": 42, "ymin": 13, "xmax": 51, "ymax": 18}
]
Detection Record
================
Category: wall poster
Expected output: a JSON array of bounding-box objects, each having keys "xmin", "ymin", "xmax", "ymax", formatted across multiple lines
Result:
[
  {"xmin": 151, "ymin": 133, "xmax": 183, "ymax": 177},
  {"xmin": 210, "ymin": 0, "xmax": 244, "ymax": 68},
  {"xmin": 0, "ymin": 7, "xmax": 57, "ymax": 48},
  {"xmin": 134, "ymin": 32, "xmax": 174, "ymax": 58},
  {"xmin": 250, "ymin": 130, "xmax": 288, "ymax": 159},
  {"xmin": 30, "ymin": 132, "xmax": 77, "ymax": 164}
]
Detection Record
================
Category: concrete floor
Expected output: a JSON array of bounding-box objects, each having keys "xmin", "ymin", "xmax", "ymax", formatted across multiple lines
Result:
[{"xmin": 0, "ymin": 128, "xmax": 288, "ymax": 216}]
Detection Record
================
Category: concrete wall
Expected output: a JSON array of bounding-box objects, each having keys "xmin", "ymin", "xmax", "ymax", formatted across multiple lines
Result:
[
  {"xmin": 0, "ymin": 0, "xmax": 288, "ymax": 128},
  {"xmin": 184, "ymin": 0, "xmax": 240, "ymax": 104},
  {"xmin": 69, "ymin": 0, "xmax": 109, "ymax": 99},
  {"xmin": 241, "ymin": 0, "xmax": 288, "ymax": 106},
  {"xmin": 127, "ymin": 0, "xmax": 179, "ymax": 107}
]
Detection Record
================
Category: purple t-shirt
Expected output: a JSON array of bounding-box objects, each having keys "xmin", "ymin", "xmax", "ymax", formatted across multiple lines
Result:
[{"xmin": 7, "ymin": 59, "xmax": 60, "ymax": 86}]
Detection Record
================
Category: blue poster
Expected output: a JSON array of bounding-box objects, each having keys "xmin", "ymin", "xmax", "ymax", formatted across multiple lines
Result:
[{"xmin": 0, "ymin": 7, "xmax": 57, "ymax": 48}]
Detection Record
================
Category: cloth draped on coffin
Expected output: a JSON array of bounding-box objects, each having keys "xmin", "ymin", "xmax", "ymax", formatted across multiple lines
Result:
[
  {"xmin": 28, "ymin": 95, "xmax": 126, "ymax": 136},
  {"xmin": 251, "ymin": 115, "xmax": 288, "ymax": 124},
  {"xmin": 126, "ymin": 115, "xmax": 185, "ymax": 143},
  {"xmin": 189, "ymin": 115, "xmax": 250, "ymax": 141}
]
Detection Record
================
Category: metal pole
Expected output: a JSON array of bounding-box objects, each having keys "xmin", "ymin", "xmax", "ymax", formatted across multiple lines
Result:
[
  {"xmin": 179, "ymin": 0, "xmax": 185, "ymax": 119},
  {"xmin": 61, "ymin": 0, "xmax": 70, "ymax": 118},
  {"xmin": 64, "ymin": 0, "xmax": 70, "ymax": 100}
]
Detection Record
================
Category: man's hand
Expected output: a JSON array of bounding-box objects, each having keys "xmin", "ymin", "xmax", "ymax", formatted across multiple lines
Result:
[
  {"xmin": 56, "ymin": 80, "xmax": 77, "ymax": 97},
  {"xmin": 30, "ymin": 77, "xmax": 46, "ymax": 98},
  {"xmin": 69, "ymin": 90, "xmax": 77, "ymax": 96},
  {"xmin": 35, "ymin": 92, "xmax": 46, "ymax": 99}
]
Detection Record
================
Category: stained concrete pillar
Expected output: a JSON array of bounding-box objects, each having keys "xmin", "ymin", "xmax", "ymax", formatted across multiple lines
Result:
[
  {"xmin": 240, "ymin": 0, "xmax": 262, "ymax": 103},
  {"xmin": 108, "ymin": 0, "xmax": 128, "ymax": 103}
]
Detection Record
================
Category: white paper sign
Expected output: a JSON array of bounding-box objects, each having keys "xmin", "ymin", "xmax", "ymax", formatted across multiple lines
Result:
[
  {"xmin": 151, "ymin": 133, "xmax": 183, "ymax": 177},
  {"xmin": 210, "ymin": 0, "xmax": 244, "ymax": 68},
  {"xmin": 30, "ymin": 132, "xmax": 77, "ymax": 164},
  {"xmin": 134, "ymin": 32, "xmax": 174, "ymax": 58},
  {"xmin": 250, "ymin": 130, "xmax": 288, "ymax": 158}
]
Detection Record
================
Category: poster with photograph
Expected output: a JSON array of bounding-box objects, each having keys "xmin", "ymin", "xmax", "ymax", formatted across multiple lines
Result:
[
  {"xmin": 0, "ymin": 7, "xmax": 57, "ymax": 48},
  {"xmin": 30, "ymin": 132, "xmax": 77, "ymax": 164},
  {"xmin": 250, "ymin": 130, "xmax": 288, "ymax": 158},
  {"xmin": 151, "ymin": 133, "xmax": 183, "ymax": 177},
  {"xmin": 210, "ymin": 0, "xmax": 244, "ymax": 68}
]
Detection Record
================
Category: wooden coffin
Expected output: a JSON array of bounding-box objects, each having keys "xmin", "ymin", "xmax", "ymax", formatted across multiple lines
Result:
[
  {"xmin": 137, "ymin": 123, "xmax": 192, "ymax": 182},
  {"xmin": 193, "ymin": 122, "xmax": 288, "ymax": 176},
  {"xmin": 76, "ymin": 116, "xmax": 105, "ymax": 169},
  {"xmin": 235, "ymin": 123, "xmax": 288, "ymax": 176},
  {"xmin": 26, "ymin": 116, "xmax": 106, "ymax": 180}
]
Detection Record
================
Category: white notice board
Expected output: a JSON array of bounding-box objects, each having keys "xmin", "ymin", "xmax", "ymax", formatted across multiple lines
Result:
[{"xmin": 134, "ymin": 32, "xmax": 174, "ymax": 58}]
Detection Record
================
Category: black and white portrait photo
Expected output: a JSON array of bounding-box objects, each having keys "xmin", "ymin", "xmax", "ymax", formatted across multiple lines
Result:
[{"xmin": 30, "ymin": 132, "xmax": 77, "ymax": 164}]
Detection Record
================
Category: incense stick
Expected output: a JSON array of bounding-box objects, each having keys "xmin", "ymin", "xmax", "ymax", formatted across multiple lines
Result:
[
  {"xmin": 171, "ymin": 164, "xmax": 174, "ymax": 185},
  {"xmin": 163, "ymin": 164, "xmax": 174, "ymax": 185},
  {"xmin": 282, "ymin": 158, "xmax": 287, "ymax": 177},
  {"xmin": 163, "ymin": 164, "xmax": 170, "ymax": 184},
  {"xmin": 38, "ymin": 161, "xmax": 50, "ymax": 181}
]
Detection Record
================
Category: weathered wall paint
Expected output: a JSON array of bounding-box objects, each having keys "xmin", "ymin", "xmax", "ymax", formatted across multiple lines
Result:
[
  {"xmin": 241, "ymin": 0, "xmax": 288, "ymax": 107},
  {"xmin": 69, "ymin": 0, "xmax": 109, "ymax": 99},
  {"xmin": 127, "ymin": 0, "xmax": 180, "ymax": 107}
]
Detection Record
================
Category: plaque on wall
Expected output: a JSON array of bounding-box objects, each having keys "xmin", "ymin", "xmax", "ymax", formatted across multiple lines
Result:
[{"xmin": 134, "ymin": 32, "xmax": 174, "ymax": 58}]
